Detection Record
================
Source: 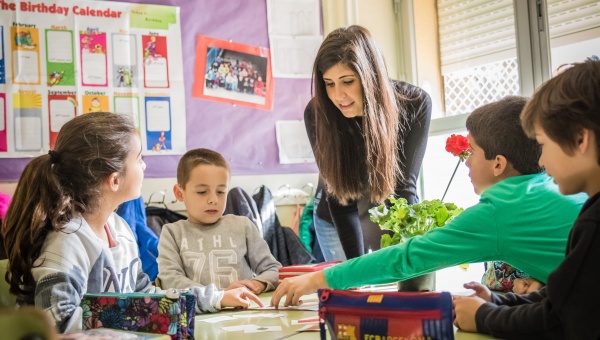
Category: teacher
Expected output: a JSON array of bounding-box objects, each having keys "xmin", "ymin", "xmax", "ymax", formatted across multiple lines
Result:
[{"xmin": 306, "ymin": 25, "xmax": 431, "ymax": 260}]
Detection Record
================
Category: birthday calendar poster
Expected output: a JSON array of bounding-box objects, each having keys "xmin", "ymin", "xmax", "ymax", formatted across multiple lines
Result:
[{"xmin": 0, "ymin": 0, "xmax": 186, "ymax": 157}]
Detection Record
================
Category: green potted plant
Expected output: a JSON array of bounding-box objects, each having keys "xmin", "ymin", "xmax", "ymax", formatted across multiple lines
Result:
[
  {"xmin": 369, "ymin": 197, "xmax": 464, "ymax": 291},
  {"xmin": 368, "ymin": 134, "xmax": 470, "ymax": 291}
]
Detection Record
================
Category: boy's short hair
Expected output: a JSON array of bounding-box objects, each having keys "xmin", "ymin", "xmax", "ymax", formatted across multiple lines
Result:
[
  {"xmin": 177, "ymin": 148, "xmax": 230, "ymax": 188},
  {"xmin": 466, "ymin": 96, "xmax": 542, "ymax": 175},
  {"xmin": 521, "ymin": 59, "xmax": 600, "ymax": 161}
]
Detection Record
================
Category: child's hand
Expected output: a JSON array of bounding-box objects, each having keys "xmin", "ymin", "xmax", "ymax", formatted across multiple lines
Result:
[
  {"xmin": 226, "ymin": 279, "xmax": 266, "ymax": 294},
  {"xmin": 270, "ymin": 271, "xmax": 327, "ymax": 308},
  {"xmin": 221, "ymin": 287, "xmax": 264, "ymax": 309},
  {"xmin": 453, "ymin": 296, "xmax": 486, "ymax": 332},
  {"xmin": 462, "ymin": 281, "xmax": 492, "ymax": 302},
  {"xmin": 251, "ymin": 280, "xmax": 267, "ymax": 294},
  {"xmin": 513, "ymin": 277, "xmax": 543, "ymax": 294}
]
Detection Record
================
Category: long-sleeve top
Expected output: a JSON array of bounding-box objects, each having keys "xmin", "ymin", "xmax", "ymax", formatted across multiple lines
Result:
[
  {"xmin": 157, "ymin": 215, "xmax": 282, "ymax": 297},
  {"xmin": 323, "ymin": 174, "xmax": 587, "ymax": 289},
  {"xmin": 28, "ymin": 213, "xmax": 155, "ymax": 333},
  {"xmin": 474, "ymin": 191, "xmax": 600, "ymax": 339},
  {"xmin": 305, "ymin": 80, "xmax": 432, "ymax": 258}
]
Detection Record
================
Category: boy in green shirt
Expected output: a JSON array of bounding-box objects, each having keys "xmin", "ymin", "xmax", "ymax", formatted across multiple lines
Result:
[
  {"xmin": 271, "ymin": 95, "xmax": 587, "ymax": 307},
  {"xmin": 454, "ymin": 57, "xmax": 600, "ymax": 339}
]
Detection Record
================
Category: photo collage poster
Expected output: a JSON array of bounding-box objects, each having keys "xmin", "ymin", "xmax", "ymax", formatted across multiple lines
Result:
[
  {"xmin": 0, "ymin": 0, "xmax": 186, "ymax": 157},
  {"xmin": 192, "ymin": 35, "xmax": 274, "ymax": 111}
]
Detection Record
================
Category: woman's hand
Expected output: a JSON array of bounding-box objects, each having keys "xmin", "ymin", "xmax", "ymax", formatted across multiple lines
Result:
[
  {"xmin": 226, "ymin": 279, "xmax": 267, "ymax": 294},
  {"xmin": 270, "ymin": 271, "xmax": 328, "ymax": 308},
  {"xmin": 453, "ymin": 296, "xmax": 486, "ymax": 332},
  {"xmin": 462, "ymin": 281, "xmax": 493, "ymax": 302},
  {"xmin": 221, "ymin": 287, "xmax": 263, "ymax": 309},
  {"xmin": 513, "ymin": 277, "xmax": 543, "ymax": 294}
]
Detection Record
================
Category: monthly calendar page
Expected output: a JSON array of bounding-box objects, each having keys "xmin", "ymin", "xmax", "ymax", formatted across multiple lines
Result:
[{"xmin": 0, "ymin": 0, "xmax": 186, "ymax": 156}]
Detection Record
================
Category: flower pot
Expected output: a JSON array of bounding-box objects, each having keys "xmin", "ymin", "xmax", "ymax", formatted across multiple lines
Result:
[{"xmin": 397, "ymin": 272, "xmax": 436, "ymax": 292}]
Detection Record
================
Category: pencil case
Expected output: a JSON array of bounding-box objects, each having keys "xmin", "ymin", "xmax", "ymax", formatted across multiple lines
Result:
[
  {"xmin": 81, "ymin": 289, "xmax": 196, "ymax": 340},
  {"xmin": 318, "ymin": 288, "xmax": 454, "ymax": 340}
]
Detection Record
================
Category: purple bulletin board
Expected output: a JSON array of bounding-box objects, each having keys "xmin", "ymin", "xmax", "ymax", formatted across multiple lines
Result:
[{"xmin": 0, "ymin": 0, "xmax": 318, "ymax": 181}]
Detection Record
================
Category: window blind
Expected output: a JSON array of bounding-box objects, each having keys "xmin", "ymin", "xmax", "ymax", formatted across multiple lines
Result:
[{"xmin": 438, "ymin": 0, "xmax": 600, "ymax": 74}]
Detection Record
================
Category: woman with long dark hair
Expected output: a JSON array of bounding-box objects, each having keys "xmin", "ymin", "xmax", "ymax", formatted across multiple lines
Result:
[{"xmin": 306, "ymin": 25, "xmax": 431, "ymax": 260}]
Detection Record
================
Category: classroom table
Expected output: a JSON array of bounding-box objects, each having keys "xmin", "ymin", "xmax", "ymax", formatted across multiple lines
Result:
[{"xmin": 194, "ymin": 288, "xmax": 498, "ymax": 340}]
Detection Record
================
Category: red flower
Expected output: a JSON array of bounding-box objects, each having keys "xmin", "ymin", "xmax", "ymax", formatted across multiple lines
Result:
[
  {"xmin": 445, "ymin": 134, "xmax": 471, "ymax": 161},
  {"xmin": 147, "ymin": 313, "xmax": 171, "ymax": 334},
  {"xmin": 99, "ymin": 297, "xmax": 116, "ymax": 306},
  {"xmin": 442, "ymin": 134, "xmax": 471, "ymax": 201}
]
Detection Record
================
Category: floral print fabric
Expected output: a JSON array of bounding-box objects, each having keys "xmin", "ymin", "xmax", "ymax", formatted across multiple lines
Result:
[
  {"xmin": 81, "ymin": 292, "xmax": 195, "ymax": 340},
  {"xmin": 481, "ymin": 261, "xmax": 529, "ymax": 292}
]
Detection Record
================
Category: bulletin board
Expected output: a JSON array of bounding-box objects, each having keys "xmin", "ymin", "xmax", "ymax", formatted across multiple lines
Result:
[
  {"xmin": 0, "ymin": 0, "xmax": 318, "ymax": 180},
  {"xmin": 0, "ymin": 0, "xmax": 187, "ymax": 158}
]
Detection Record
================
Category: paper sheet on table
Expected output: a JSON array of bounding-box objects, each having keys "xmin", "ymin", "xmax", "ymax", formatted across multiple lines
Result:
[
  {"xmin": 250, "ymin": 300, "xmax": 319, "ymax": 311},
  {"xmin": 198, "ymin": 315, "xmax": 236, "ymax": 323},
  {"xmin": 244, "ymin": 326, "xmax": 283, "ymax": 333},
  {"xmin": 221, "ymin": 324, "xmax": 259, "ymax": 332},
  {"xmin": 275, "ymin": 120, "xmax": 315, "ymax": 164},
  {"xmin": 231, "ymin": 312, "xmax": 285, "ymax": 318}
]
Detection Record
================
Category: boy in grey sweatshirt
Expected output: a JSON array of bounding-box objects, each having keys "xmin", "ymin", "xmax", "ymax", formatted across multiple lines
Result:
[{"xmin": 158, "ymin": 149, "xmax": 281, "ymax": 312}]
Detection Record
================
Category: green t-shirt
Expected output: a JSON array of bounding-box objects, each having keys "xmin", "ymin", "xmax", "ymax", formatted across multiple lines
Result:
[{"xmin": 324, "ymin": 173, "xmax": 587, "ymax": 289}]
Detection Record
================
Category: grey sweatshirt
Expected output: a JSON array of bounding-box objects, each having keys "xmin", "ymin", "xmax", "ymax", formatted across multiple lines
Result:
[
  {"xmin": 30, "ymin": 213, "xmax": 155, "ymax": 333},
  {"xmin": 158, "ymin": 215, "xmax": 281, "ymax": 310}
]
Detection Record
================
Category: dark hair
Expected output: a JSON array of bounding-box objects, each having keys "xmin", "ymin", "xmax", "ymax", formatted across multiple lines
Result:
[
  {"xmin": 466, "ymin": 96, "xmax": 542, "ymax": 175},
  {"xmin": 310, "ymin": 25, "xmax": 402, "ymax": 205},
  {"xmin": 2, "ymin": 112, "xmax": 136, "ymax": 300},
  {"xmin": 177, "ymin": 148, "xmax": 230, "ymax": 189},
  {"xmin": 521, "ymin": 59, "xmax": 600, "ymax": 162}
]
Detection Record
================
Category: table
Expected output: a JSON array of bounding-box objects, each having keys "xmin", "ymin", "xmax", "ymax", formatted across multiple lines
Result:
[{"xmin": 194, "ymin": 290, "xmax": 497, "ymax": 340}]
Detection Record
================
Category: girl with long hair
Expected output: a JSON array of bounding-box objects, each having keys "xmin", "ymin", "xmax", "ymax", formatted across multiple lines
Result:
[{"xmin": 2, "ymin": 112, "xmax": 261, "ymax": 333}]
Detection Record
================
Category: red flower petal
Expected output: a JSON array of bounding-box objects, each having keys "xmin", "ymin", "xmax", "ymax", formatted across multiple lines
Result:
[{"xmin": 445, "ymin": 134, "xmax": 470, "ymax": 156}]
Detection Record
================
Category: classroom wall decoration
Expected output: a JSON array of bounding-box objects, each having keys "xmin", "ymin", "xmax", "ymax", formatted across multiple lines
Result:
[
  {"xmin": 0, "ymin": 0, "xmax": 318, "ymax": 181},
  {"xmin": 0, "ymin": 0, "xmax": 186, "ymax": 158},
  {"xmin": 192, "ymin": 35, "xmax": 274, "ymax": 111}
]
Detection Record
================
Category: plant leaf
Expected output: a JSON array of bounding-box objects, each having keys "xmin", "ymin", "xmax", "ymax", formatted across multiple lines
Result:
[{"xmin": 369, "ymin": 195, "xmax": 464, "ymax": 247}]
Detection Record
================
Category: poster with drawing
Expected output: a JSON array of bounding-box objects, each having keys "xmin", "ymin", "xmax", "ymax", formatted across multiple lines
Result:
[
  {"xmin": 0, "ymin": 0, "xmax": 186, "ymax": 157},
  {"xmin": 192, "ymin": 35, "xmax": 274, "ymax": 110}
]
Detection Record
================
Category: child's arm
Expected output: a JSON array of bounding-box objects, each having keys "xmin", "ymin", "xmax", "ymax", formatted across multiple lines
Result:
[
  {"xmin": 461, "ymin": 281, "xmax": 493, "ymax": 302},
  {"xmin": 30, "ymin": 235, "xmax": 90, "ymax": 334},
  {"xmin": 32, "ymin": 266, "xmax": 86, "ymax": 333},
  {"xmin": 243, "ymin": 220, "xmax": 282, "ymax": 292},
  {"xmin": 512, "ymin": 277, "xmax": 543, "ymax": 294},
  {"xmin": 226, "ymin": 279, "xmax": 266, "ymax": 294},
  {"xmin": 221, "ymin": 286, "xmax": 264, "ymax": 308},
  {"xmin": 466, "ymin": 215, "xmax": 600, "ymax": 338}
]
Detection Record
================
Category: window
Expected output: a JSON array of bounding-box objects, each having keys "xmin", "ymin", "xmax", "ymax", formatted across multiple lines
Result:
[
  {"xmin": 437, "ymin": 0, "xmax": 520, "ymax": 118},
  {"xmin": 418, "ymin": 0, "xmax": 600, "ymax": 203},
  {"xmin": 547, "ymin": 0, "xmax": 600, "ymax": 69}
]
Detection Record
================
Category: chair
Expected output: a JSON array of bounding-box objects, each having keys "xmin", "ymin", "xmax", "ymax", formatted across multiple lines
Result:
[
  {"xmin": 0, "ymin": 259, "xmax": 16, "ymax": 308},
  {"xmin": 252, "ymin": 185, "xmax": 314, "ymax": 266}
]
